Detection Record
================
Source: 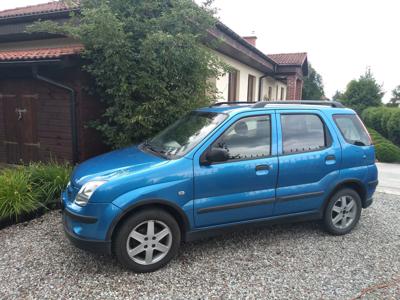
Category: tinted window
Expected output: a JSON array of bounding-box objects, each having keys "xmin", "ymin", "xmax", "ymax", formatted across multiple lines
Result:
[
  {"xmin": 281, "ymin": 114, "xmax": 328, "ymax": 154},
  {"xmin": 211, "ymin": 115, "xmax": 271, "ymax": 160},
  {"xmin": 334, "ymin": 114, "xmax": 372, "ymax": 146}
]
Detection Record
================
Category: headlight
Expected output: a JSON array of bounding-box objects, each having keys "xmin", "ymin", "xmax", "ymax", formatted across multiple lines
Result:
[{"xmin": 75, "ymin": 181, "xmax": 107, "ymax": 207}]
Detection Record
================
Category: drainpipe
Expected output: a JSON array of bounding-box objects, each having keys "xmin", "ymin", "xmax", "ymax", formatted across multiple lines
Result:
[{"xmin": 32, "ymin": 66, "xmax": 79, "ymax": 164}]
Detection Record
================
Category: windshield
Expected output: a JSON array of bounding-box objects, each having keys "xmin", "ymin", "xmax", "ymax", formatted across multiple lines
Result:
[{"xmin": 142, "ymin": 111, "xmax": 227, "ymax": 159}]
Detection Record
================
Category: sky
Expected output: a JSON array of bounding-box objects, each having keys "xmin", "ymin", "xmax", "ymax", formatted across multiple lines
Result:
[{"xmin": 1, "ymin": 0, "xmax": 399, "ymax": 102}]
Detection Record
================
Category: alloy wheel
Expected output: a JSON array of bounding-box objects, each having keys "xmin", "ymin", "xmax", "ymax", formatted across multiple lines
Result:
[
  {"xmin": 126, "ymin": 220, "xmax": 172, "ymax": 265},
  {"xmin": 331, "ymin": 195, "xmax": 357, "ymax": 229}
]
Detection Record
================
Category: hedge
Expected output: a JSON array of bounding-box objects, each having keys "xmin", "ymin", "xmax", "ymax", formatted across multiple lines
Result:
[
  {"xmin": 362, "ymin": 107, "xmax": 400, "ymax": 146},
  {"xmin": 368, "ymin": 128, "xmax": 400, "ymax": 163}
]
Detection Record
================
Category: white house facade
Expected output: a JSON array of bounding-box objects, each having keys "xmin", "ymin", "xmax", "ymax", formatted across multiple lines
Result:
[{"xmin": 207, "ymin": 22, "xmax": 308, "ymax": 103}]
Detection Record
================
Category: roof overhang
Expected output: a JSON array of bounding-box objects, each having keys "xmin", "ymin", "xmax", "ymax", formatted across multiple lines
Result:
[
  {"xmin": 276, "ymin": 63, "xmax": 308, "ymax": 78},
  {"xmin": 0, "ymin": 44, "xmax": 83, "ymax": 68},
  {"xmin": 206, "ymin": 22, "xmax": 276, "ymax": 74},
  {"xmin": 0, "ymin": 2, "xmax": 309, "ymax": 80},
  {"xmin": 269, "ymin": 54, "xmax": 308, "ymax": 78}
]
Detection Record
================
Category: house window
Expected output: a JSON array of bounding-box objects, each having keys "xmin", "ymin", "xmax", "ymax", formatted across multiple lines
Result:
[
  {"xmin": 228, "ymin": 70, "xmax": 239, "ymax": 102},
  {"xmin": 247, "ymin": 75, "xmax": 256, "ymax": 102},
  {"xmin": 276, "ymin": 86, "xmax": 279, "ymax": 100},
  {"xmin": 280, "ymin": 87, "xmax": 285, "ymax": 100},
  {"xmin": 268, "ymin": 87, "xmax": 273, "ymax": 100}
]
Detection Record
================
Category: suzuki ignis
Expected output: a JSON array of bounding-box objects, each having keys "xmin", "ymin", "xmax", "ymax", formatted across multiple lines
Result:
[{"xmin": 62, "ymin": 101, "xmax": 378, "ymax": 273}]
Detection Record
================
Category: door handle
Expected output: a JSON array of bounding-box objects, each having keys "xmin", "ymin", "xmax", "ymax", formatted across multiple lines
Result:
[
  {"xmin": 256, "ymin": 165, "xmax": 271, "ymax": 171},
  {"xmin": 325, "ymin": 155, "xmax": 336, "ymax": 161}
]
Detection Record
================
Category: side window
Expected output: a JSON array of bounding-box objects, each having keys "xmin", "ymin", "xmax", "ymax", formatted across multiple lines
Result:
[
  {"xmin": 333, "ymin": 114, "xmax": 372, "ymax": 146},
  {"xmin": 281, "ymin": 114, "xmax": 330, "ymax": 154},
  {"xmin": 211, "ymin": 115, "xmax": 271, "ymax": 161}
]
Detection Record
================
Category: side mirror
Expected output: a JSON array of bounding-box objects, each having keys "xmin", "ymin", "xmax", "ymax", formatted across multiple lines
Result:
[{"xmin": 201, "ymin": 148, "xmax": 229, "ymax": 165}]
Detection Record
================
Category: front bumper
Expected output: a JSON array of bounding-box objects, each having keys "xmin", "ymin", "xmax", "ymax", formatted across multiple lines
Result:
[
  {"xmin": 61, "ymin": 190, "xmax": 123, "ymax": 255},
  {"xmin": 63, "ymin": 212, "xmax": 112, "ymax": 255}
]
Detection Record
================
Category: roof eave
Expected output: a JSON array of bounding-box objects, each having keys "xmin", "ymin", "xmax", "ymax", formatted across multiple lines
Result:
[
  {"xmin": 0, "ymin": 8, "xmax": 79, "ymax": 24},
  {"xmin": 215, "ymin": 22, "xmax": 277, "ymax": 69}
]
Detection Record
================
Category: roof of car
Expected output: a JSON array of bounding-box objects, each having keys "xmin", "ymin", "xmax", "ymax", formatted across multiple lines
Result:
[{"xmin": 196, "ymin": 101, "xmax": 354, "ymax": 115}]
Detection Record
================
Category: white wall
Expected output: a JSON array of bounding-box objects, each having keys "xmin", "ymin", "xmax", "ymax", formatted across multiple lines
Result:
[
  {"xmin": 213, "ymin": 50, "xmax": 287, "ymax": 102},
  {"xmin": 262, "ymin": 77, "xmax": 287, "ymax": 101}
]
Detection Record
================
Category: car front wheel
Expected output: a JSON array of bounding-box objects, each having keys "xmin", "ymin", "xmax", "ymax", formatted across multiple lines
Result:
[
  {"xmin": 323, "ymin": 188, "xmax": 362, "ymax": 235},
  {"xmin": 114, "ymin": 209, "xmax": 181, "ymax": 273}
]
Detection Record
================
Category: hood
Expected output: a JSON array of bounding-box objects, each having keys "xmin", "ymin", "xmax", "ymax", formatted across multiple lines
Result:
[{"xmin": 71, "ymin": 145, "xmax": 167, "ymax": 187}]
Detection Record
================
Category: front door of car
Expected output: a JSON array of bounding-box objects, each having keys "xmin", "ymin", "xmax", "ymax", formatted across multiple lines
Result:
[
  {"xmin": 193, "ymin": 113, "xmax": 278, "ymax": 228},
  {"xmin": 274, "ymin": 110, "xmax": 341, "ymax": 216}
]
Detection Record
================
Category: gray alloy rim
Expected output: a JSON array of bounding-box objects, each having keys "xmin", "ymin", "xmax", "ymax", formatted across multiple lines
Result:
[
  {"xmin": 331, "ymin": 195, "xmax": 357, "ymax": 229},
  {"xmin": 126, "ymin": 220, "xmax": 172, "ymax": 266}
]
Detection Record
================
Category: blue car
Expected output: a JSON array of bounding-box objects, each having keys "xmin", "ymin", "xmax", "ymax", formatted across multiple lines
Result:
[{"xmin": 62, "ymin": 101, "xmax": 378, "ymax": 272}]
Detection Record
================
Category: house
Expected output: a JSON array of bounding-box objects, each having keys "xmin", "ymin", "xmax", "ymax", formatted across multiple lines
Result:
[{"xmin": 0, "ymin": 1, "xmax": 308, "ymax": 164}]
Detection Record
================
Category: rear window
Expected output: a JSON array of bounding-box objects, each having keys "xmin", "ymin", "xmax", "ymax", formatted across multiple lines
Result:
[{"xmin": 333, "ymin": 114, "xmax": 372, "ymax": 146}]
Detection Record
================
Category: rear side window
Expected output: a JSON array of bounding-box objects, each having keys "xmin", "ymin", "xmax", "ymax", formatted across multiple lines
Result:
[
  {"xmin": 281, "ymin": 114, "xmax": 330, "ymax": 154},
  {"xmin": 333, "ymin": 114, "xmax": 372, "ymax": 146}
]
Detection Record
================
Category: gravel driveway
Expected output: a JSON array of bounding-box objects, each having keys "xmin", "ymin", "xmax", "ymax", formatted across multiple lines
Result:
[{"xmin": 0, "ymin": 192, "xmax": 399, "ymax": 299}]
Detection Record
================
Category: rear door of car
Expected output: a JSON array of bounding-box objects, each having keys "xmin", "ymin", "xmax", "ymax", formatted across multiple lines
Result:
[{"xmin": 274, "ymin": 109, "xmax": 342, "ymax": 216}]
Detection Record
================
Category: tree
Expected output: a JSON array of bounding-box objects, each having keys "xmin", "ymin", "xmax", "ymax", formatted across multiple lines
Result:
[
  {"xmin": 387, "ymin": 85, "xmax": 400, "ymax": 107},
  {"xmin": 302, "ymin": 63, "xmax": 325, "ymax": 100},
  {"xmin": 339, "ymin": 68, "xmax": 384, "ymax": 114},
  {"xmin": 30, "ymin": 0, "xmax": 225, "ymax": 148},
  {"xmin": 332, "ymin": 90, "xmax": 344, "ymax": 101}
]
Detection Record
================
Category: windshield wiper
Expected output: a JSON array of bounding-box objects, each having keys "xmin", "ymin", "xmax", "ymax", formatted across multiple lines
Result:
[{"xmin": 142, "ymin": 140, "xmax": 170, "ymax": 159}]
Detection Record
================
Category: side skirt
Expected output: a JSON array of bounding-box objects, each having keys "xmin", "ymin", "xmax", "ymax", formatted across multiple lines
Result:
[{"xmin": 185, "ymin": 210, "xmax": 322, "ymax": 242}]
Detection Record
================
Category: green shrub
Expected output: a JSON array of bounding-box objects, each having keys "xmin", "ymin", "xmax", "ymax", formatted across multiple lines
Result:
[
  {"xmin": 386, "ymin": 110, "xmax": 400, "ymax": 146},
  {"xmin": 0, "ymin": 162, "xmax": 72, "ymax": 221},
  {"xmin": 0, "ymin": 168, "xmax": 41, "ymax": 220},
  {"xmin": 27, "ymin": 162, "xmax": 72, "ymax": 207},
  {"xmin": 368, "ymin": 128, "xmax": 400, "ymax": 163},
  {"xmin": 362, "ymin": 107, "xmax": 400, "ymax": 146}
]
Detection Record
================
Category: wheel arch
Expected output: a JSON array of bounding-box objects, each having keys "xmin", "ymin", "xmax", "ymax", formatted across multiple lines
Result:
[
  {"xmin": 322, "ymin": 179, "xmax": 368, "ymax": 212},
  {"xmin": 106, "ymin": 199, "xmax": 190, "ymax": 243}
]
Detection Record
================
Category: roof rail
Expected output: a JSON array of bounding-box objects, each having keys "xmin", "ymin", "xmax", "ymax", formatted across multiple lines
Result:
[
  {"xmin": 252, "ymin": 100, "xmax": 345, "ymax": 109},
  {"xmin": 211, "ymin": 101, "xmax": 255, "ymax": 107}
]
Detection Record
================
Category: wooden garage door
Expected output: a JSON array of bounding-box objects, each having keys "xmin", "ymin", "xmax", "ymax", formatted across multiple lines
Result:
[{"xmin": 0, "ymin": 93, "xmax": 39, "ymax": 164}]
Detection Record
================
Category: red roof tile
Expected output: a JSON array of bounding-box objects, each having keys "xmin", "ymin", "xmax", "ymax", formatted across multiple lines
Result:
[
  {"xmin": 0, "ymin": 45, "xmax": 84, "ymax": 61},
  {"xmin": 0, "ymin": 1, "xmax": 79, "ymax": 19},
  {"xmin": 267, "ymin": 52, "xmax": 307, "ymax": 66}
]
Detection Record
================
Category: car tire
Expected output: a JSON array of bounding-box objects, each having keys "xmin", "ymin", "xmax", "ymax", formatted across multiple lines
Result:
[
  {"xmin": 113, "ymin": 209, "xmax": 181, "ymax": 273},
  {"xmin": 323, "ymin": 188, "xmax": 362, "ymax": 235}
]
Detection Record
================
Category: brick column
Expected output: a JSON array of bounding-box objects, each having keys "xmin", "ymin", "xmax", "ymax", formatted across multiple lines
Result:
[
  {"xmin": 286, "ymin": 75, "xmax": 297, "ymax": 100},
  {"xmin": 296, "ymin": 78, "xmax": 303, "ymax": 100},
  {"xmin": 286, "ymin": 75, "xmax": 304, "ymax": 100}
]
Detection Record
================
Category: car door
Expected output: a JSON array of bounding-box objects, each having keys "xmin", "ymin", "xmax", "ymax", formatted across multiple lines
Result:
[
  {"xmin": 274, "ymin": 110, "xmax": 341, "ymax": 216},
  {"xmin": 193, "ymin": 112, "xmax": 278, "ymax": 228}
]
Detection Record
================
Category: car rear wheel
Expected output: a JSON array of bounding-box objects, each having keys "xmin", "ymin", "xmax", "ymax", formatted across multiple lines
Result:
[
  {"xmin": 113, "ymin": 209, "xmax": 181, "ymax": 273},
  {"xmin": 323, "ymin": 188, "xmax": 362, "ymax": 235}
]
